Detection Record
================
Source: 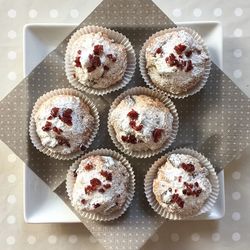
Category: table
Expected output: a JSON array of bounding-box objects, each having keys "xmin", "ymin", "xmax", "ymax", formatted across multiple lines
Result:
[{"xmin": 1, "ymin": 0, "xmax": 249, "ymax": 249}]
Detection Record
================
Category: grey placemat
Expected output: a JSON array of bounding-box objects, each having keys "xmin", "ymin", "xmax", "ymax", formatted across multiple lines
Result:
[{"xmin": 0, "ymin": 0, "xmax": 249, "ymax": 249}]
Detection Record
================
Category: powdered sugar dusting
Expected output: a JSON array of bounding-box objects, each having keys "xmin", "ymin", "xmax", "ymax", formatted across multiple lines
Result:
[
  {"xmin": 35, "ymin": 95, "xmax": 94, "ymax": 154},
  {"xmin": 153, "ymin": 154, "xmax": 212, "ymax": 216},
  {"xmin": 146, "ymin": 30, "xmax": 209, "ymax": 94},
  {"xmin": 69, "ymin": 32, "xmax": 127, "ymax": 89},
  {"xmin": 71, "ymin": 155, "xmax": 129, "ymax": 215},
  {"xmin": 110, "ymin": 95, "xmax": 173, "ymax": 151}
]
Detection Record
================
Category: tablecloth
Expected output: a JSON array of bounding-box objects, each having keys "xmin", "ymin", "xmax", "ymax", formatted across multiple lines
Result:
[{"xmin": 0, "ymin": 0, "xmax": 250, "ymax": 249}]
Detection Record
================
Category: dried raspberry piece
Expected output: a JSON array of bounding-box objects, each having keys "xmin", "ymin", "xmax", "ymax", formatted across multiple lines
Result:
[
  {"xmin": 85, "ymin": 185, "xmax": 93, "ymax": 195},
  {"xmin": 166, "ymin": 53, "xmax": 179, "ymax": 67},
  {"xmin": 185, "ymin": 50, "xmax": 192, "ymax": 57},
  {"xmin": 103, "ymin": 65, "xmax": 109, "ymax": 71},
  {"xmin": 47, "ymin": 116, "xmax": 53, "ymax": 120},
  {"xmin": 81, "ymin": 199, "xmax": 86, "ymax": 204},
  {"xmin": 56, "ymin": 136, "xmax": 70, "ymax": 147},
  {"xmin": 93, "ymin": 44, "xmax": 103, "ymax": 55},
  {"xmin": 74, "ymin": 56, "xmax": 81, "ymax": 68},
  {"xmin": 90, "ymin": 178, "xmax": 102, "ymax": 187},
  {"xmin": 182, "ymin": 189, "xmax": 187, "ymax": 195},
  {"xmin": 194, "ymin": 182, "xmax": 199, "ymax": 187},
  {"xmin": 107, "ymin": 54, "xmax": 116, "ymax": 62},
  {"xmin": 42, "ymin": 121, "xmax": 52, "ymax": 131},
  {"xmin": 185, "ymin": 60, "xmax": 193, "ymax": 72},
  {"xmin": 103, "ymin": 184, "xmax": 111, "ymax": 189},
  {"xmin": 170, "ymin": 193, "xmax": 184, "ymax": 208},
  {"xmin": 152, "ymin": 128, "xmax": 164, "ymax": 143},
  {"xmin": 127, "ymin": 109, "xmax": 139, "ymax": 120},
  {"xmin": 155, "ymin": 47, "xmax": 162, "ymax": 54},
  {"xmin": 129, "ymin": 120, "xmax": 143, "ymax": 131},
  {"xmin": 98, "ymin": 188, "xmax": 105, "ymax": 193},
  {"xmin": 84, "ymin": 163, "xmax": 93, "ymax": 171},
  {"xmin": 100, "ymin": 170, "xmax": 112, "ymax": 181},
  {"xmin": 121, "ymin": 134, "xmax": 137, "ymax": 144},
  {"xmin": 174, "ymin": 44, "xmax": 187, "ymax": 55},
  {"xmin": 87, "ymin": 65, "xmax": 96, "ymax": 72},
  {"xmin": 59, "ymin": 108, "xmax": 73, "ymax": 126},
  {"xmin": 52, "ymin": 126, "xmax": 63, "ymax": 135},
  {"xmin": 94, "ymin": 203, "xmax": 100, "ymax": 209},
  {"xmin": 51, "ymin": 107, "xmax": 59, "ymax": 117},
  {"xmin": 91, "ymin": 55, "xmax": 101, "ymax": 67},
  {"xmin": 181, "ymin": 163, "xmax": 195, "ymax": 173}
]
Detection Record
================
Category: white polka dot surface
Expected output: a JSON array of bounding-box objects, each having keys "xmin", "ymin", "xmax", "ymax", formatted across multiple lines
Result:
[{"xmin": 0, "ymin": 0, "xmax": 250, "ymax": 250}]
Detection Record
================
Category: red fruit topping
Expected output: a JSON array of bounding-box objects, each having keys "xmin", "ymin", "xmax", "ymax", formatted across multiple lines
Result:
[
  {"xmin": 166, "ymin": 53, "xmax": 180, "ymax": 67},
  {"xmin": 47, "ymin": 116, "xmax": 53, "ymax": 120},
  {"xmin": 152, "ymin": 128, "xmax": 164, "ymax": 143},
  {"xmin": 121, "ymin": 134, "xmax": 137, "ymax": 144},
  {"xmin": 174, "ymin": 44, "xmax": 187, "ymax": 55},
  {"xmin": 42, "ymin": 121, "xmax": 52, "ymax": 131},
  {"xmin": 94, "ymin": 203, "xmax": 101, "ymax": 209},
  {"xmin": 74, "ymin": 56, "xmax": 82, "ymax": 68},
  {"xmin": 84, "ymin": 163, "xmax": 93, "ymax": 171},
  {"xmin": 90, "ymin": 178, "xmax": 102, "ymax": 187},
  {"xmin": 51, "ymin": 107, "xmax": 59, "ymax": 117},
  {"xmin": 103, "ymin": 184, "xmax": 111, "ymax": 189},
  {"xmin": 194, "ymin": 182, "xmax": 199, "ymax": 187},
  {"xmin": 155, "ymin": 47, "xmax": 162, "ymax": 54},
  {"xmin": 185, "ymin": 60, "xmax": 193, "ymax": 72},
  {"xmin": 87, "ymin": 65, "xmax": 96, "ymax": 72},
  {"xmin": 93, "ymin": 44, "xmax": 103, "ymax": 55},
  {"xmin": 98, "ymin": 188, "xmax": 105, "ymax": 193},
  {"xmin": 59, "ymin": 108, "xmax": 73, "ymax": 126},
  {"xmin": 182, "ymin": 189, "xmax": 187, "ymax": 195},
  {"xmin": 100, "ymin": 170, "xmax": 112, "ymax": 181},
  {"xmin": 181, "ymin": 163, "xmax": 195, "ymax": 172},
  {"xmin": 127, "ymin": 109, "xmax": 139, "ymax": 120},
  {"xmin": 81, "ymin": 199, "xmax": 86, "ymax": 204},
  {"xmin": 107, "ymin": 54, "xmax": 116, "ymax": 62},
  {"xmin": 178, "ymin": 176, "xmax": 182, "ymax": 182},
  {"xmin": 103, "ymin": 65, "xmax": 109, "ymax": 71},
  {"xmin": 77, "ymin": 50, "xmax": 81, "ymax": 54},
  {"xmin": 85, "ymin": 185, "xmax": 93, "ymax": 195},
  {"xmin": 170, "ymin": 194, "xmax": 184, "ymax": 208},
  {"xmin": 185, "ymin": 50, "xmax": 192, "ymax": 57},
  {"xmin": 56, "ymin": 136, "xmax": 70, "ymax": 147},
  {"xmin": 52, "ymin": 126, "xmax": 63, "ymax": 135},
  {"xmin": 129, "ymin": 120, "xmax": 143, "ymax": 131},
  {"xmin": 91, "ymin": 55, "xmax": 101, "ymax": 67},
  {"xmin": 80, "ymin": 144, "xmax": 86, "ymax": 151}
]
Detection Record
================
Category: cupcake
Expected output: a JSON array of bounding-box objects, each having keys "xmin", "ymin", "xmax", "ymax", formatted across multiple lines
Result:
[
  {"xmin": 109, "ymin": 93, "xmax": 174, "ymax": 155},
  {"xmin": 30, "ymin": 89, "xmax": 99, "ymax": 159},
  {"xmin": 68, "ymin": 153, "xmax": 132, "ymax": 219},
  {"xmin": 65, "ymin": 26, "xmax": 136, "ymax": 95},
  {"xmin": 152, "ymin": 153, "xmax": 212, "ymax": 217},
  {"xmin": 141, "ymin": 27, "xmax": 210, "ymax": 97}
]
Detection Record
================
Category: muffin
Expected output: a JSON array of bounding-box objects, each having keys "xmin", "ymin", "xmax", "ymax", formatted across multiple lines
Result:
[
  {"xmin": 68, "ymin": 31, "xmax": 127, "ymax": 89},
  {"xmin": 144, "ymin": 29, "xmax": 210, "ymax": 95},
  {"xmin": 110, "ymin": 94, "xmax": 174, "ymax": 153},
  {"xmin": 152, "ymin": 153, "xmax": 212, "ymax": 217},
  {"xmin": 34, "ymin": 94, "xmax": 95, "ymax": 155},
  {"xmin": 70, "ymin": 155, "xmax": 130, "ymax": 216}
]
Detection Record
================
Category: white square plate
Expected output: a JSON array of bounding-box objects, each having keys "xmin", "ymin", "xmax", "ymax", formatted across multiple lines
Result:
[{"xmin": 23, "ymin": 22, "xmax": 225, "ymax": 223}]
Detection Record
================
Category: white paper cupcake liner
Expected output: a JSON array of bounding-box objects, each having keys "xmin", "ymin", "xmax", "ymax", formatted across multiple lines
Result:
[
  {"xmin": 139, "ymin": 26, "xmax": 211, "ymax": 99},
  {"xmin": 66, "ymin": 148, "xmax": 135, "ymax": 221},
  {"xmin": 144, "ymin": 147, "xmax": 219, "ymax": 220},
  {"xmin": 107, "ymin": 87, "xmax": 179, "ymax": 158},
  {"xmin": 29, "ymin": 88, "xmax": 100, "ymax": 160},
  {"xmin": 65, "ymin": 25, "xmax": 136, "ymax": 95}
]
